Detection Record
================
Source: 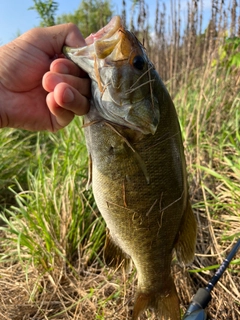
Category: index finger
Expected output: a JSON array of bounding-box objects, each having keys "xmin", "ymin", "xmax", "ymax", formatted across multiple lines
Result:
[{"xmin": 50, "ymin": 58, "xmax": 88, "ymax": 78}]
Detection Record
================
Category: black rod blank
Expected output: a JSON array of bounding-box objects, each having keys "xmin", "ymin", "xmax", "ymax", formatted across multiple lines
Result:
[{"xmin": 183, "ymin": 238, "xmax": 240, "ymax": 320}]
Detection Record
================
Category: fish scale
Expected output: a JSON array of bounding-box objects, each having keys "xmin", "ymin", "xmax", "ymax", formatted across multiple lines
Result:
[{"xmin": 64, "ymin": 15, "xmax": 197, "ymax": 320}]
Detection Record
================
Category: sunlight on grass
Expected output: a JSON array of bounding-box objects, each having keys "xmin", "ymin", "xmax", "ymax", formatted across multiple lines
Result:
[{"xmin": 0, "ymin": 118, "xmax": 105, "ymax": 272}]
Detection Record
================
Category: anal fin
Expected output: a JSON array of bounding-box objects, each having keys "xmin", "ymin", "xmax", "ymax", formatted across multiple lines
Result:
[{"xmin": 104, "ymin": 229, "xmax": 131, "ymax": 272}]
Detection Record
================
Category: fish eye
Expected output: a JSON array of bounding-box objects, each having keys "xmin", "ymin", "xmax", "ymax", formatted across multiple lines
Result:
[{"xmin": 132, "ymin": 55, "xmax": 145, "ymax": 70}]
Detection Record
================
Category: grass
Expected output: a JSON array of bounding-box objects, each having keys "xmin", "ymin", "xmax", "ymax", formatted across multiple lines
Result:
[
  {"xmin": 0, "ymin": 0, "xmax": 240, "ymax": 319},
  {"xmin": 0, "ymin": 119, "xmax": 106, "ymax": 267}
]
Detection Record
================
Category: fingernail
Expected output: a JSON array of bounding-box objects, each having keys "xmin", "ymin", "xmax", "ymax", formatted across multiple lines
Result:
[{"xmin": 63, "ymin": 88, "xmax": 74, "ymax": 103}]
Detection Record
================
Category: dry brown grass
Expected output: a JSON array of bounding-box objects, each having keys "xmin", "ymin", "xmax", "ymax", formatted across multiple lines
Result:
[{"xmin": 0, "ymin": 232, "xmax": 239, "ymax": 319}]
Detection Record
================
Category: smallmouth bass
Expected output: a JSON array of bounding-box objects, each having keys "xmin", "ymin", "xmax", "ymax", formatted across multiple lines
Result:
[{"xmin": 64, "ymin": 16, "xmax": 197, "ymax": 320}]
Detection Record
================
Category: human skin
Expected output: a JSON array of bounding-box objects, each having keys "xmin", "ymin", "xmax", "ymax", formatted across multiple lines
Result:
[{"xmin": 0, "ymin": 23, "xmax": 91, "ymax": 131}]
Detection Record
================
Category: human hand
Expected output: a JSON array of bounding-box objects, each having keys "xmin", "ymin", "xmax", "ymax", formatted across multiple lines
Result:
[{"xmin": 0, "ymin": 23, "xmax": 90, "ymax": 131}]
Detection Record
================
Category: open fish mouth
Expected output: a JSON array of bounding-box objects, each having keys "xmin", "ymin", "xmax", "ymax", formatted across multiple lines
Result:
[
  {"xmin": 85, "ymin": 16, "xmax": 122, "ymax": 47},
  {"xmin": 63, "ymin": 16, "xmax": 160, "ymax": 135},
  {"xmin": 63, "ymin": 16, "xmax": 123, "ymax": 66}
]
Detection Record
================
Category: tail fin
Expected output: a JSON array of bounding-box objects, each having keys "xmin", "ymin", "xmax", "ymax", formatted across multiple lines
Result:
[{"xmin": 132, "ymin": 278, "xmax": 180, "ymax": 320}]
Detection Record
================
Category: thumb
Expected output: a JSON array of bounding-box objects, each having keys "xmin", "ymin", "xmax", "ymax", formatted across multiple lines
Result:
[{"xmin": 20, "ymin": 23, "xmax": 86, "ymax": 57}]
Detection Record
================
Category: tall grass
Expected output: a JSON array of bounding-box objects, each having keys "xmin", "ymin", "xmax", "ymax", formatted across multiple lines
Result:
[
  {"xmin": 128, "ymin": 0, "xmax": 240, "ymax": 91},
  {"xmin": 0, "ymin": 118, "xmax": 105, "ymax": 269},
  {"xmin": 0, "ymin": 0, "xmax": 239, "ymax": 319}
]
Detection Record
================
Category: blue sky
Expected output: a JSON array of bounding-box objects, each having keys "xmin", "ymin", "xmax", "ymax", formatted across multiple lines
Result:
[
  {"xmin": 0, "ymin": 0, "xmax": 83, "ymax": 44},
  {"xmin": 0, "ymin": 0, "xmax": 214, "ymax": 45}
]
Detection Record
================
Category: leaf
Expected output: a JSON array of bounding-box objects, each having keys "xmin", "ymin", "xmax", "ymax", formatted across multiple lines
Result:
[{"xmin": 230, "ymin": 52, "xmax": 240, "ymax": 67}]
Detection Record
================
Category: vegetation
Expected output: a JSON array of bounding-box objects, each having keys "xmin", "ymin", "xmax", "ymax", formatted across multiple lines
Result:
[
  {"xmin": 29, "ymin": 0, "xmax": 58, "ymax": 26},
  {"xmin": 56, "ymin": 0, "xmax": 113, "ymax": 37},
  {"xmin": 0, "ymin": 0, "xmax": 239, "ymax": 319}
]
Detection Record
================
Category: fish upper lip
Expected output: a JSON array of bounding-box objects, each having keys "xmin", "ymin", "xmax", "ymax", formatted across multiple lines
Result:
[{"xmin": 63, "ymin": 16, "xmax": 122, "ymax": 57}]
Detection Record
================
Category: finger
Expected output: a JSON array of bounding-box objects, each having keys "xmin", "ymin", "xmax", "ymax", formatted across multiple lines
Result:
[
  {"xmin": 50, "ymin": 58, "xmax": 88, "ymax": 78},
  {"xmin": 46, "ymin": 92, "xmax": 75, "ymax": 130},
  {"xmin": 43, "ymin": 71, "xmax": 91, "ymax": 98},
  {"xmin": 46, "ymin": 23, "xmax": 86, "ymax": 54},
  {"xmin": 53, "ymin": 82, "xmax": 90, "ymax": 116},
  {"xmin": 24, "ymin": 23, "xmax": 86, "ymax": 58}
]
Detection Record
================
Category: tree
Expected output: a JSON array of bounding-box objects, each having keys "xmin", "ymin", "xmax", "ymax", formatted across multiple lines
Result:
[
  {"xmin": 29, "ymin": 0, "xmax": 58, "ymax": 27},
  {"xmin": 57, "ymin": 0, "xmax": 113, "ymax": 38}
]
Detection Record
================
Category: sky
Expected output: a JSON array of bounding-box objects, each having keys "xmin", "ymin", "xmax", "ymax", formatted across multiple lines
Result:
[{"xmin": 0, "ymin": 0, "xmax": 214, "ymax": 45}]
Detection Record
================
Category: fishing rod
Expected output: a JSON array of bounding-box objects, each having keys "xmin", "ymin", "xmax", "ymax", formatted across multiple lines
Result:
[{"xmin": 182, "ymin": 238, "xmax": 240, "ymax": 320}]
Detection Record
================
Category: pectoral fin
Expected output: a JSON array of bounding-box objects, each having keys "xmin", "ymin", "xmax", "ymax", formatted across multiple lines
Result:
[
  {"xmin": 104, "ymin": 229, "xmax": 131, "ymax": 272},
  {"xmin": 174, "ymin": 200, "xmax": 197, "ymax": 264}
]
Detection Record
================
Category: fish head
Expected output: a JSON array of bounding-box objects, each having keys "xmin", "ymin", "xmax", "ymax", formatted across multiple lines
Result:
[{"xmin": 63, "ymin": 16, "xmax": 160, "ymax": 135}]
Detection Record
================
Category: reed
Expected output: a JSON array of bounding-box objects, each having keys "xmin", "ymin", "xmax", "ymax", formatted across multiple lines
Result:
[{"xmin": 127, "ymin": 0, "xmax": 239, "ymax": 85}]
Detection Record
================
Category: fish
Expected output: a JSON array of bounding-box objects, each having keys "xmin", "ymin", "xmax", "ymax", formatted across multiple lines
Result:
[{"xmin": 63, "ymin": 16, "xmax": 197, "ymax": 320}]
